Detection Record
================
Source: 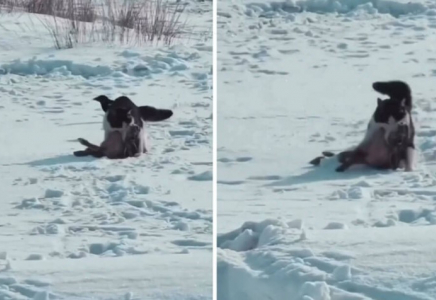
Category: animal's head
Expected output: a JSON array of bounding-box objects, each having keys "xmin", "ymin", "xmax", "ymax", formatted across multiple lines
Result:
[
  {"xmin": 106, "ymin": 107, "xmax": 134, "ymax": 128},
  {"xmin": 94, "ymin": 95, "xmax": 134, "ymax": 128},
  {"xmin": 93, "ymin": 95, "xmax": 173, "ymax": 123},
  {"xmin": 374, "ymin": 97, "xmax": 408, "ymax": 124}
]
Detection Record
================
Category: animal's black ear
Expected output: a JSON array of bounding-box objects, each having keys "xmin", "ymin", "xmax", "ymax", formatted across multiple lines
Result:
[
  {"xmin": 377, "ymin": 98, "xmax": 382, "ymax": 106},
  {"xmin": 93, "ymin": 95, "xmax": 114, "ymax": 112},
  {"xmin": 139, "ymin": 106, "xmax": 173, "ymax": 122},
  {"xmin": 372, "ymin": 82, "xmax": 381, "ymax": 92}
]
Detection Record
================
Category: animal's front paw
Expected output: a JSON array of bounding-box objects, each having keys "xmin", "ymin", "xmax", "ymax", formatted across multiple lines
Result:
[
  {"xmin": 73, "ymin": 150, "xmax": 88, "ymax": 157},
  {"xmin": 335, "ymin": 165, "xmax": 346, "ymax": 172},
  {"xmin": 309, "ymin": 156, "xmax": 324, "ymax": 166},
  {"xmin": 322, "ymin": 151, "xmax": 335, "ymax": 157}
]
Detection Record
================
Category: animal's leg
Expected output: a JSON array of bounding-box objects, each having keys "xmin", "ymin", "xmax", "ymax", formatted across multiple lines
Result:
[
  {"xmin": 77, "ymin": 138, "xmax": 105, "ymax": 158},
  {"xmin": 398, "ymin": 160, "xmax": 406, "ymax": 169},
  {"xmin": 337, "ymin": 151, "xmax": 354, "ymax": 164},
  {"xmin": 78, "ymin": 138, "xmax": 101, "ymax": 151},
  {"xmin": 73, "ymin": 149, "xmax": 91, "ymax": 157},
  {"xmin": 309, "ymin": 156, "xmax": 324, "ymax": 166},
  {"xmin": 309, "ymin": 151, "xmax": 336, "ymax": 166},
  {"xmin": 336, "ymin": 150, "xmax": 366, "ymax": 172},
  {"xmin": 405, "ymin": 146, "xmax": 415, "ymax": 171},
  {"xmin": 73, "ymin": 148, "xmax": 105, "ymax": 158},
  {"xmin": 124, "ymin": 139, "xmax": 140, "ymax": 158},
  {"xmin": 138, "ymin": 131, "xmax": 147, "ymax": 154},
  {"xmin": 142, "ymin": 138, "xmax": 147, "ymax": 154},
  {"xmin": 122, "ymin": 125, "xmax": 142, "ymax": 158},
  {"xmin": 322, "ymin": 151, "xmax": 335, "ymax": 157},
  {"xmin": 390, "ymin": 152, "xmax": 400, "ymax": 170},
  {"xmin": 336, "ymin": 151, "xmax": 354, "ymax": 172}
]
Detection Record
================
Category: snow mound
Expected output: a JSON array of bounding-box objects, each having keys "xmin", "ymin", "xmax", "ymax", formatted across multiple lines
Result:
[
  {"xmin": 217, "ymin": 223, "xmax": 351, "ymax": 300},
  {"xmin": 297, "ymin": 0, "xmax": 427, "ymax": 16},
  {"xmin": 218, "ymin": 221, "xmax": 436, "ymax": 300},
  {"xmin": 217, "ymin": 219, "xmax": 303, "ymax": 251},
  {"xmin": 0, "ymin": 59, "xmax": 113, "ymax": 79},
  {"xmin": 245, "ymin": 0, "xmax": 428, "ymax": 17}
]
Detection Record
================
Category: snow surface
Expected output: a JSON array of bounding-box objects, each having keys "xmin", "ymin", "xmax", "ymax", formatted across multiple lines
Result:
[
  {"xmin": 0, "ymin": 1, "xmax": 212, "ymax": 299},
  {"xmin": 217, "ymin": 0, "xmax": 436, "ymax": 299}
]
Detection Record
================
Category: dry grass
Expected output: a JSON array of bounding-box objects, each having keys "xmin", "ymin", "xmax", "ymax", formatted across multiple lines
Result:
[{"xmin": 0, "ymin": 0, "xmax": 188, "ymax": 49}]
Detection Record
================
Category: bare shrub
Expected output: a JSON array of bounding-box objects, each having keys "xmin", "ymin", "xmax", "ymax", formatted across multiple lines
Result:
[
  {"xmin": 25, "ymin": 0, "xmax": 64, "ymax": 15},
  {"xmin": 102, "ymin": 0, "xmax": 188, "ymax": 45},
  {"xmin": 1, "ymin": 0, "xmax": 189, "ymax": 49},
  {"xmin": 0, "ymin": 0, "xmax": 18, "ymax": 13},
  {"xmin": 135, "ymin": 0, "xmax": 187, "ymax": 45},
  {"xmin": 104, "ymin": 0, "xmax": 145, "ymax": 29},
  {"xmin": 40, "ymin": 15, "xmax": 76, "ymax": 49}
]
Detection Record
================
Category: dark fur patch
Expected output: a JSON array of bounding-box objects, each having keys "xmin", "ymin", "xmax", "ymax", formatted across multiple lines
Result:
[
  {"xmin": 124, "ymin": 125, "xmax": 141, "ymax": 157},
  {"xmin": 373, "ymin": 97, "xmax": 407, "ymax": 123},
  {"xmin": 94, "ymin": 95, "xmax": 112, "ymax": 112},
  {"xmin": 387, "ymin": 124, "xmax": 412, "ymax": 170},
  {"xmin": 372, "ymin": 80, "xmax": 412, "ymax": 112}
]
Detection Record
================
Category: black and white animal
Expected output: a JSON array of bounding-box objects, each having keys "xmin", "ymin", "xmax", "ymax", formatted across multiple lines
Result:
[
  {"xmin": 93, "ymin": 95, "xmax": 173, "ymax": 156},
  {"xmin": 367, "ymin": 80, "xmax": 415, "ymax": 171},
  {"xmin": 310, "ymin": 80, "xmax": 415, "ymax": 172}
]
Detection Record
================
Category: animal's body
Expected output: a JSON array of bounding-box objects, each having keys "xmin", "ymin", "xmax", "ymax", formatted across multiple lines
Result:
[
  {"xmin": 310, "ymin": 80, "xmax": 415, "ymax": 172},
  {"xmin": 335, "ymin": 124, "xmax": 409, "ymax": 172},
  {"xmin": 369, "ymin": 80, "xmax": 415, "ymax": 171}
]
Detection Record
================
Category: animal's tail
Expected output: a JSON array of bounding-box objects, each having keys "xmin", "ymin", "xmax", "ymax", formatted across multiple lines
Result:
[{"xmin": 372, "ymin": 80, "xmax": 412, "ymax": 110}]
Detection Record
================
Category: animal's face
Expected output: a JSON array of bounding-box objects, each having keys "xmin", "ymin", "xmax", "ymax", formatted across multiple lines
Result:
[
  {"xmin": 374, "ymin": 98, "xmax": 407, "ymax": 124},
  {"xmin": 106, "ymin": 107, "xmax": 133, "ymax": 128}
]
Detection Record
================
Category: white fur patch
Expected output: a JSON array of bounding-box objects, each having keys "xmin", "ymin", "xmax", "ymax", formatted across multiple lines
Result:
[
  {"xmin": 405, "ymin": 147, "xmax": 415, "ymax": 171},
  {"xmin": 103, "ymin": 112, "xmax": 148, "ymax": 154}
]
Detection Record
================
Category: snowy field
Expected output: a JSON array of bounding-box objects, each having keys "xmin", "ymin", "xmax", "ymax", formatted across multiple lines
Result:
[
  {"xmin": 217, "ymin": 0, "xmax": 436, "ymax": 299},
  {"xmin": 0, "ymin": 1, "xmax": 212, "ymax": 299}
]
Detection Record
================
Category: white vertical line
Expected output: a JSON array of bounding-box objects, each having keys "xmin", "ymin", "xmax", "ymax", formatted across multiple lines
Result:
[{"xmin": 212, "ymin": 0, "xmax": 218, "ymax": 297}]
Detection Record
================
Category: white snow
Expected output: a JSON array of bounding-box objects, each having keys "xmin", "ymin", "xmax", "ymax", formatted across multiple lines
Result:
[
  {"xmin": 0, "ymin": 0, "xmax": 212, "ymax": 299},
  {"xmin": 218, "ymin": 0, "xmax": 436, "ymax": 298}
]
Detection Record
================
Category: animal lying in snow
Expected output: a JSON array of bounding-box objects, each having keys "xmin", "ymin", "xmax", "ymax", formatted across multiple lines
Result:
[
  {"xmin": 94, "ymin": 95, "xmax": 173, "ymax": 156},
  {"xmin": 310, "ymin": 80, "xmax": 415, "ymax": 172},
  {"xmin": 74, "ymin": 95, "xmax": 173, "ymax": 159}
]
